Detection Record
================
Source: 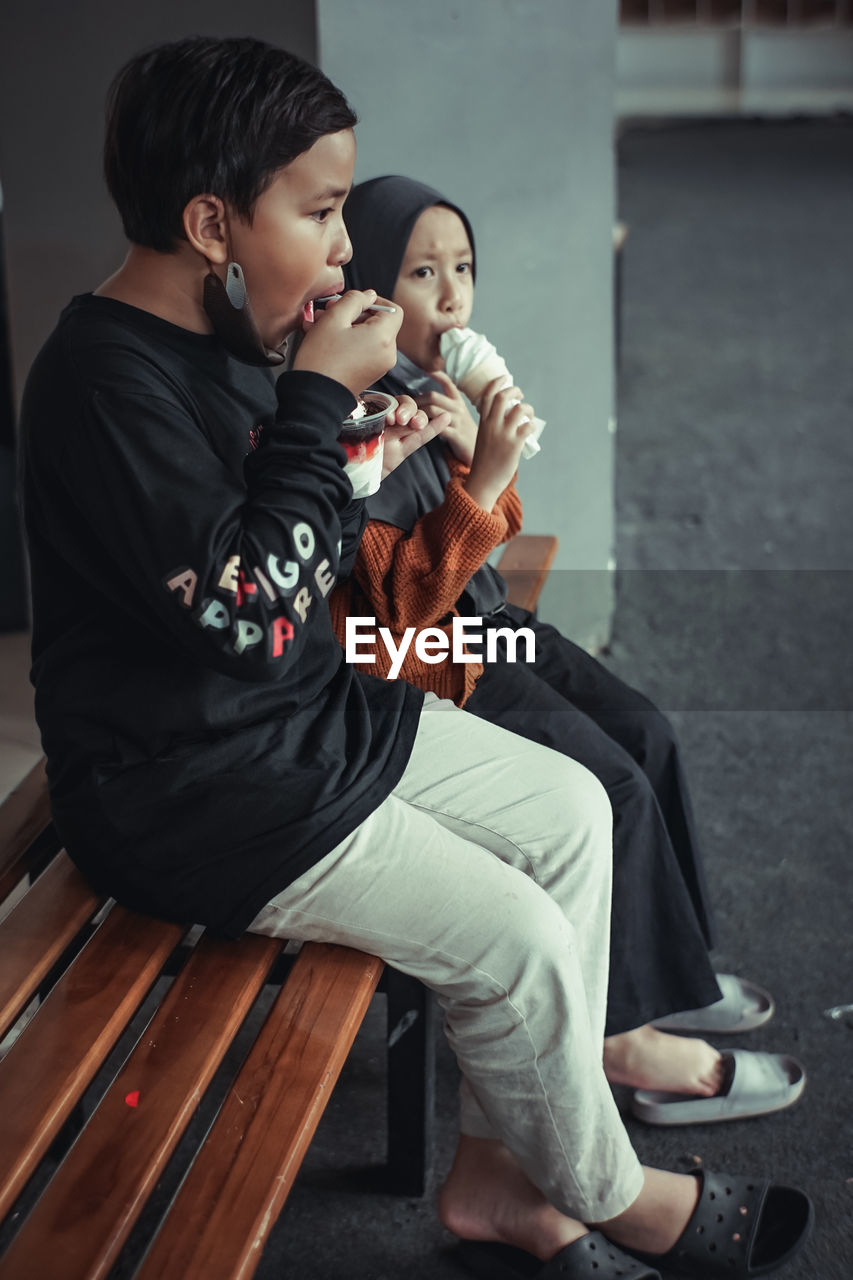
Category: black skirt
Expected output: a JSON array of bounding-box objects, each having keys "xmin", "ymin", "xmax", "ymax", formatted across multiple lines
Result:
[{"xmin": 465, "ymin": 603, "xmax": 722, "ymax": 1037}]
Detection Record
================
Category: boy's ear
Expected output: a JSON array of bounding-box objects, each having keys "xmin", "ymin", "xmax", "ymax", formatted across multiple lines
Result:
[{"xmin": 183, "ymin": 194, "xmax": 228, "ymax": 264}]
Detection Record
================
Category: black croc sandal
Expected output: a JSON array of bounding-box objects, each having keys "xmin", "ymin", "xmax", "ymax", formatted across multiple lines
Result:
[
  {"xmin": 628, "ymin": 1168, "xmax": 814, "ymax": 1278},
  {"xmin": 457, "ymin": 1231, "xmax": 661, "ymax": 1279}
]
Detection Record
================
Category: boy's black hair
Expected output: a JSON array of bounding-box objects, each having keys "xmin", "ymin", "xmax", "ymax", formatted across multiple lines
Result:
[{"xmin": 104, "ymin": 35, "xmax": 357, "ymax": 252}]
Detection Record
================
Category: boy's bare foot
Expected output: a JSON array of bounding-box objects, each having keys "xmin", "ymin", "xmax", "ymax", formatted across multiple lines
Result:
[
  {"xmin": 438, "ymin": 1136, "xmax": 588, "ymax": 1261},
  {"xmin": 594, "ymin": 1166, "xmax": 702, "ymax": 1256},
  {"xmin": 603, "ymin": 1024, "xmax": 725, "ymax": 1095},
  {"xmin": 441, "ymin": 1139, "xmax": 704, "ymax": 1262}
]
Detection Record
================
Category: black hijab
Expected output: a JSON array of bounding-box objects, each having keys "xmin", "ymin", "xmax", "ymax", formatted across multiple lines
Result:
[
  {"xmin": 342, "ymin": 177, "xmax": 506, "ymax": 616},
  {"xmin": 343, "ymin": 175, "xmax": 476, "ymax": 302}
]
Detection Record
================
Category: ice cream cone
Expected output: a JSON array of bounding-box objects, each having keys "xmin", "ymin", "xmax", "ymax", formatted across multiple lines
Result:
[
  {"xmin": 441, "ymin": 328, "xmax": 508, "ymax": 407},
  {"xmin": 440, "ymin": 327, "xmax": 545, "ymax": 459},
  {"xmin": 456, "ymin": 354, "xmax": 512, "ymax": 406}
]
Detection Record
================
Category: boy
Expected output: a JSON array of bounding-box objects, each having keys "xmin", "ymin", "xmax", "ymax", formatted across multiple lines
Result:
[
  {"xmin": 21, "ymin": 37, "xmax": 451, "ymax": 936},
  {"xmin": 18, "ymin": 37, "xmax": 810, "ymax": 1280}
]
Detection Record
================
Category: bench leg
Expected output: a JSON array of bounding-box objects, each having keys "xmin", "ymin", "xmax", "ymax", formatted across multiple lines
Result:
[{"xmin": 384, "ymin": 967, "xmax": 435, "ymax": 1196}]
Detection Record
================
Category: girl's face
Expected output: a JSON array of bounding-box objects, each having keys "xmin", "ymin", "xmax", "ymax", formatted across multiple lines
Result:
[{"xmin": 392, "ymin": 205, "xmax": 474, "ymax": 372}]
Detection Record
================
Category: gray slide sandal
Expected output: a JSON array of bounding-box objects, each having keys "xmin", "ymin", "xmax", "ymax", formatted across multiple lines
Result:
[
  {"xmin": 631, "ymin": 1049, "xmax": 805, "ymax": 1126},
  {"xmin": 652, "ymin": 974, "xmax": 775, "ymax": 1034}
]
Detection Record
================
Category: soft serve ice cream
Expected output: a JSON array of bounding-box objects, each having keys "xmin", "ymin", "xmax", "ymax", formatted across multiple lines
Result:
[{"xmin": 440, "ymin": 328, "xmax": 545, "ymax": 459}]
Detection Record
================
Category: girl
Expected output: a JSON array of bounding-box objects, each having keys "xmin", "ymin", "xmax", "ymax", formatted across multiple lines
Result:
[{"xmin": 330, "ymin": 175, "xmax": 804, "ymax": 1125}]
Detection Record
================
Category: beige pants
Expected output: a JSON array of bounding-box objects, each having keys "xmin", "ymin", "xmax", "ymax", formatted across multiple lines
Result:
[{"xmin": 249, "ymin": 694, "xmax": 643, "ymax": 1221}]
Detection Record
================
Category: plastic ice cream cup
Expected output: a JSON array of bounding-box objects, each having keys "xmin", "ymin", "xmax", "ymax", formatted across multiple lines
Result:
[{"xmin": 339, "ymin": 391, "xmax": 396, "ymax": 498}]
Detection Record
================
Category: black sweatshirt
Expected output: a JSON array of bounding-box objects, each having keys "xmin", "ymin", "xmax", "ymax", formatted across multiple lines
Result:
[{"xmin": 20, "ymin": 295, "xmax": 423, "ymax": 936}]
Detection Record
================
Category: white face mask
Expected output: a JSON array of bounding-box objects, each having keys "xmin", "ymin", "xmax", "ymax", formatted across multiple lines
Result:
[{"xmin": 202, "ymin": 262, "xmax": 286, "ymax": 367}]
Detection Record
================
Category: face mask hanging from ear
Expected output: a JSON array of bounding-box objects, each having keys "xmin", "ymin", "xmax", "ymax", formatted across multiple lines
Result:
[{"xmin": 202, "ymin": 262, "xmax": 286, "ymax": 367}]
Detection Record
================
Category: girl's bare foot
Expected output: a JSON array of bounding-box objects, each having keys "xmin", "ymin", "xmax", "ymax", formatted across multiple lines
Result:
[
  {"xmin": 438, "ymin": 1135, "xmax": 588, "ymax": 1262},
  {"xmin": 603, "ymin": 1024, "xmax": 725, "ymax": 1095}
]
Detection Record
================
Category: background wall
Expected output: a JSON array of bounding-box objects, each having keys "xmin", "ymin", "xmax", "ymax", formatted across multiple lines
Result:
[
  {"xmin": 318, "ymin": 0, "xmax": 619, "ymax": 646},
  {"xmin": 617, "ymin": 25, "xmax": 853, "ymax": 115},
  {"xmin": 0, "ymin": 0, "xmax": 316, "ymax": 632},
  {"xmin": 0, "ymin": 193, "xmax": 27, "ymax": 630},
  {"xmin": 1, "ymin": 0, "xmax": 619, "ymax": 646},
  {"xmin": 0, "ymin": 0, "xmax": 316, "ymax": 389}
]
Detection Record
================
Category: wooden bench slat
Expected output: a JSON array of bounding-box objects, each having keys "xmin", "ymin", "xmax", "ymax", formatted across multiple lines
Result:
[
  {"xmin": 0, "ymin": 759, "xmax": 53, "ymax": 902},
  {"xmin": 0, "ymin": 907, "xmax": 183, "ymax": 1220},
  {"xmin": 0, "ymin": 931, "xmax": 283, "ymax": 1280},
  {"xmin": 497, "ymin": 534, "xmax": 559, "ymax": 613},
  {"xmin": 135, "ymin": 942, "xmax": 384, "ymax": 1280},
  {"xmin": 0, "ymin": 852, "xmax": 101, "ymax": 1040}
]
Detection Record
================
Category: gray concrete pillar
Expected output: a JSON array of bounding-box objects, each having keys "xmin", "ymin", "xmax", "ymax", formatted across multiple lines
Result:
[{"xmin": 318, "ymin": 0, "xmax": 618, "ymax": 646}]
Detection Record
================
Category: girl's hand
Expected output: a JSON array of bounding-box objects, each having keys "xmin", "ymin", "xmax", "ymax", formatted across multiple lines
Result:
[
  {"xmin": 293, "ymin": 290, "xmax": 402, "ymax": 394},
  {"xmin": 464, "ymin": 377, "xmax": 536, "ymax": 512},
  {"xmin": 415, "ymin": 370, "xmax": 479, "ymax": 465},
  {"xmin": 381, "ymin": 396, "xmax": 450, "ymax": 479}
]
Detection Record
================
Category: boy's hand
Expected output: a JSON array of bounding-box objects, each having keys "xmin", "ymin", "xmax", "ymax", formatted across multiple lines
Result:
[
  {"xmin": 464, "ymin": 377, "xmax": 536, "ymax": 512},
  {"xmin": 381, "ymin": 396, "xmax": 450, "ymax": 479},
  {"xmin": 293, "ymin": 290, "xmax": 402, "ymax": 395},
  {"xmin": 415, "ymin": 370, "xmax": 479, "ymax": 466}
]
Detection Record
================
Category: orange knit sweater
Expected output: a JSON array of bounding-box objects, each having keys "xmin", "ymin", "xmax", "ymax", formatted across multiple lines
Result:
[{"xmin": 329, "ymin": 452, "xmax": 523, "ymax": 705}]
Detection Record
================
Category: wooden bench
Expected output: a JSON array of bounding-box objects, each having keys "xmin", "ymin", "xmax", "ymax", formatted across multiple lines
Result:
[
  {"xmin": 495, "ymin": 533, "xmax": 559, "ymax": 614},
  {"xmin": 0, "ymin": 531, "xmax": 557, "ymax": 1279}
]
